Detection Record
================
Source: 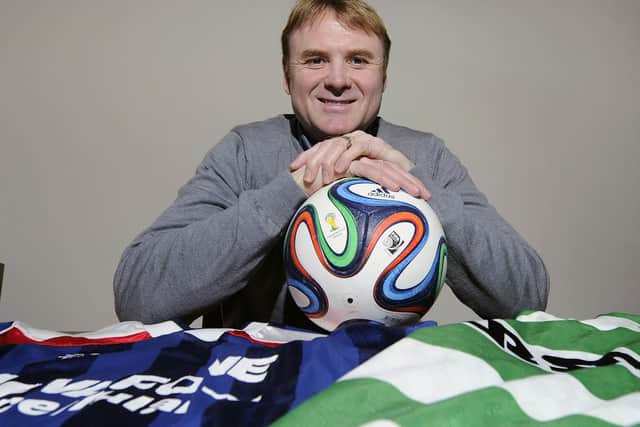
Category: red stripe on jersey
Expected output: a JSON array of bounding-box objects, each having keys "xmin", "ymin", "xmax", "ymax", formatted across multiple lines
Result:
[
  {"xmin": 227, "ymin": 330, "xmax": 282, "ymax": 348},
  {"xmin": 0, "ymin": 327, "xmax": 152, "ymax": 347}
]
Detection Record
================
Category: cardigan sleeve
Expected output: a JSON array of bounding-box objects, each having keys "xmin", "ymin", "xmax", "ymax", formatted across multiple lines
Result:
[
  {"xmin": 409, "ymin": 135, "xmax": 549, "ymax": 318},
  {"xmin": 113, "ymin": 130, "xmax": 307, "ymax": 323}
]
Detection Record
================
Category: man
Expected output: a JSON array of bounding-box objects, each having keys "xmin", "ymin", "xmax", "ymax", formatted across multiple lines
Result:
[{"xmin": 114, "ymin": 0, "xmax": 549, "ymax": 329}]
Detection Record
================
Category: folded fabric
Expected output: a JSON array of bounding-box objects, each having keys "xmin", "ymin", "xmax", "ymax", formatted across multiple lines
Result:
[
  {"xmin": 274, "ymin": 311, "xmax": 640, "ymax": 427},
  {"xmin": 0, "ymin": 319, "xmax": 434, "ymax": 426}
]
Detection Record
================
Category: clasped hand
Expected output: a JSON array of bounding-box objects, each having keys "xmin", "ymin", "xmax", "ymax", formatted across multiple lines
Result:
[{"xmin": 290, "ymin": 130, "xmax": 431, "ymax": 200}]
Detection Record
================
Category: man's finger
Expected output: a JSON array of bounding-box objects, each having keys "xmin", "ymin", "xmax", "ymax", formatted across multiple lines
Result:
[
  {"xmin": 321, "ymin": 138, "xmax": 351, "ymax": 184},
  {"xmin": 349, "ymin": 159, "xmax": 400, "ymax": 192},
  {"xmin": 350, "ymin": 158, "xmax": 430, "ymax": 200},
  {"xmin": 290, "ymin": 150, "xmax": 310, "ymax": 171},
  {"xmin": 384, "ymin": 160, "xmax": 431, "ymax": 200},
  {"xmin": 334, "ymin": 133, "xmax": 373, "ymax": 172},
  {"xmin": 303, "ymin": 155, "xmax": 322, "ymax": 183}
]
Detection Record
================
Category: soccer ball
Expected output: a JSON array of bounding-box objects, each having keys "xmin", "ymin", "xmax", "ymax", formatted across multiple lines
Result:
[{"xmin": 283, "ymin": 177, "xmax": 447, "ymax": 332}]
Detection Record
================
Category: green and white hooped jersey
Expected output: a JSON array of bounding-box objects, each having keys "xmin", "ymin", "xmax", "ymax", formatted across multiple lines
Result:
[{"xmin": 275, "ymin": 311, "xmax": 640, "ymax": 427}]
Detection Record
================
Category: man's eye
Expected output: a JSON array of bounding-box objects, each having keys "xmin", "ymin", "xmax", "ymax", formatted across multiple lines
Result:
[
  {"xmin": 349, "ymin": 57, "xmax": 370, "ymax": 68},
  {"xmin": 304, "ymin": 57, "xmax": 326, "ymax": 68}
]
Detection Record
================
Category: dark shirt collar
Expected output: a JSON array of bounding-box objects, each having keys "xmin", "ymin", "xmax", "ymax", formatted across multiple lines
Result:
[{"xmin": 286, "ymin": 114, "xmax": 380, "ymax": 151}]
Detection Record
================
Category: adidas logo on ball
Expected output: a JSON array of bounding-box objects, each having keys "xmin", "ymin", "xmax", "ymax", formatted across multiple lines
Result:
[{"xmin": 367, "ymin": 187, "xmax": 395, "ymax": 199}]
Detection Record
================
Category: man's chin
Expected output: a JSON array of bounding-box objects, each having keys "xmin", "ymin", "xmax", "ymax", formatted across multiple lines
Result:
[
  {"xmin": 315, "ymin": 123, "xmax": 358, "ymax": 139},
  {"xmin": 301, "ymin": 116, "xmax": 362, "ymax": 141}
]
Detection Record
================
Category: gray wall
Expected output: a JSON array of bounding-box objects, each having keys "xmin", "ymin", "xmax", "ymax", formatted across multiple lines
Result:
[{"xmin": 1, "ymin": 1, "xmax": 638, "ymax": 331}]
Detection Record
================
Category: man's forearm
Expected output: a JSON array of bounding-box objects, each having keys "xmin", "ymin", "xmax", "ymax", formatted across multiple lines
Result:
[
  {"xmin": 411, "ymin": 144, "xmax": 549, "ymax": 318},
  {"xmin": 114, "ymin": 170, "xmax": 307, "ymax": 323}
]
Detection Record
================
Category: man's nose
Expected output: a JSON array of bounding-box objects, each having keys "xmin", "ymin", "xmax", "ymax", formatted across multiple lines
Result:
[{"xmin": 324, "ymin": 61, "xmax": 351, "ymax": 94}]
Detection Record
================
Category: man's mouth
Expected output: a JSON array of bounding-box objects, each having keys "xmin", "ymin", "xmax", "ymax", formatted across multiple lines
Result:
[{"xmin": 318, "ymin": 98, "xmax": 355, "ymax": 105}]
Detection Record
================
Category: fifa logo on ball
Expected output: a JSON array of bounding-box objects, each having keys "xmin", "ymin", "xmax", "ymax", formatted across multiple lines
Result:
[
  {"xmin": 284, "ymin": 178, "xmax": 448, "ymax": 332},
  {"xmin": 325, "ymin": 212, "xmax": 339, "ymax": 232}
]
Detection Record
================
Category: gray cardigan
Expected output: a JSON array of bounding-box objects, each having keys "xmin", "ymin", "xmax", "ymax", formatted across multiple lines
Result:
[{"xmin": 114, "ymin": 115, "xmax": 549, "ymax": 328}]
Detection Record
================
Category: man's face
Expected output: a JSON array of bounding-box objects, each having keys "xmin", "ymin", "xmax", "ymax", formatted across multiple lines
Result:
[{"xmin": 284, "ymin": 12, "xmax": 386, "ymax": 141}]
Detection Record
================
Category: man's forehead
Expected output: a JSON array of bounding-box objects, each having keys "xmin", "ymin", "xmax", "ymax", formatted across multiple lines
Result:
[
  {"xmin": 290, "ymin": 12, "xmax": 384, "ymax": 55},
  {"xmin": 299, "ymin": 10, "xmax": 351, "ymax": 32}
]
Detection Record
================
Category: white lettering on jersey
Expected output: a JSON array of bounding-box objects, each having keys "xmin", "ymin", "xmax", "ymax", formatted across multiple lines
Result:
[
  {"xmin": 122, "ymin": 395, "xmax": 155, "ymax": 412},
  {"xmin": 68, "ymin": 391, "xmax": 133, "ymax": 412},
  {"xmin": 0, "ymin": 352, "xmax": 278, "ymax": 418},
  {"xmin": 0, "ymin": 397, "xmax": 24, "ymax": 414},
  {"xmin": 208, "ymin": 356, "xmax": 241, "ymax": 376},
  {"xmin": 139, "ymin": 398, "xmax": 183, "ymax": 415},
  {"xmin": 0, "ymin": 397, "xmax": 60, "ymax": 416},
  {"xmin": 0, "ymin": 378, "xmax": 41, "ymax": 398},
  {"xmin": 42, "ymin": 379, "xmax": 112, "ymax": 398},
  {"xmin": 110, "ymin": 375, "xmax": 170, "ymax": 391},
  {"xmin": 156, "ymin": 376, "xmax": 203, "ymax": 396},
  {"xmin": 18, "ymin": 399, "xmax": 60, "ymax": 416},
  {"xmin": 208, "ymin": 355, "xmax": 279, "ymax": 383},
  {"xmin": 201, "ymin": 386, "xmax": 239, "ymax": 402}
]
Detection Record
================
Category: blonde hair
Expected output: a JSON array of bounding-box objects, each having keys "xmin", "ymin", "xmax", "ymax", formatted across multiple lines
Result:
[{"xmin": 281, "ymin": 0, "xmax": 391, "ymax": 68}]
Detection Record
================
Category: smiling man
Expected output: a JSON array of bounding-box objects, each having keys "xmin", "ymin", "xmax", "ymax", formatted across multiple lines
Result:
[
  {"xmin": 114, "ymin": 0, "xmax": 549, "ymax": 330},
  {"xmin": 284, "ymin": 3, "xmax": 427, "ymax": 197}
]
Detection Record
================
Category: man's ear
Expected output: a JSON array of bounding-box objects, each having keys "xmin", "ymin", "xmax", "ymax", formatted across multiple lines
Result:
[
  {"xmin": 282, "ymin": 62, "xmax": 291, "ymax": 95},
  {"xmin": 382, "ymin": 71, "xmax": 387, "ymax": 92}
]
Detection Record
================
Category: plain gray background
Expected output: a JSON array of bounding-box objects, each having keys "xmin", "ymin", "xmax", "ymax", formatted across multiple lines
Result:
[{"xmin": 1, "ymin": 1, "xmax": 638, "ymax": 331}]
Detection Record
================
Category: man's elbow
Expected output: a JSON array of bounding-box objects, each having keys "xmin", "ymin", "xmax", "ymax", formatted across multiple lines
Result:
[
  {"xmin": 114, "ymin": 281, "xmax": 144, "ymax": 322},
  {"xmin": 530, "ymin": 254, "xmax": 550, "ymax": 311},
  {"xmin": 534, "ymin": 268, "xmax": 550, "ymax": 311},
  {"xmin": 114, "ymin": 289, "xmax": 166, "ymax": 324},
  {"xmin": 512, "ymin": 263, "xmax": 550, "ymax": 315},
  {"xmin": 113, "ymin": 262, "xmax": 158, "ymax": 324}
]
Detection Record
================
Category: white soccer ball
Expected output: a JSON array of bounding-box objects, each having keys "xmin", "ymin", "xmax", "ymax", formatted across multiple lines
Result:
[{"xmin": 283, "ymin": 177, "xmax": 447, "ymax": 331}]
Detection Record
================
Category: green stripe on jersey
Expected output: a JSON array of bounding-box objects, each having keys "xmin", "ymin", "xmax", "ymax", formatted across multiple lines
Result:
[
  {"xmin": 275, "ymin": 378, "xmax": 624, "ymax": 427},
  {"xmin": 274, "ymin": 312, "xmax": 640, "ymax": 427}
]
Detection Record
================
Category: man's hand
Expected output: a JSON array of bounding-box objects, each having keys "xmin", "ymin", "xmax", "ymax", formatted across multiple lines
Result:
[
  {"xmin": 290, "ymin": 131, "xmax": 431, "ymax": 199},
  {"xmin": 291, "ymin": 166, "xmax": 327, "ymax": 196}
]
